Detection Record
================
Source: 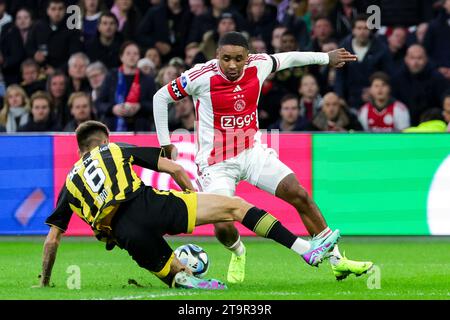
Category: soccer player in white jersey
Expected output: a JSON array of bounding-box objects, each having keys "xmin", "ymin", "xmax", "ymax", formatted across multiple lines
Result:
[{"xmin": 153, "ymin": 32, "xmax": 373, "ymax": 283}]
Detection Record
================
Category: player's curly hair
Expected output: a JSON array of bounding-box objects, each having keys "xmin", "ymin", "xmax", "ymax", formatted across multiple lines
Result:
[{"xmin": 75, "ymin": 120, "xmax": 110, "ymax": 152}]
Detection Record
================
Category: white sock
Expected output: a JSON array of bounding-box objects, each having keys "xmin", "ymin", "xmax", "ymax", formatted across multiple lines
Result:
[
  {"xmin": 329, "ymin": 245, "xmax": 342, "ymax": 266},
  {"xmin": 314, "ymin": 227, "xmax": 332, "ymax": 239},
  {"xmin": 227, "ymin": 236, "xmax": 245, "ymax": 256},
  {"xmin": 290, "ymin": 238, "xmax": 312, "ymax": 255}
]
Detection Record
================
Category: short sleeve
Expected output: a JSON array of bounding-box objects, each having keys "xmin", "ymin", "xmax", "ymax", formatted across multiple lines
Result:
[
  {"xmin": 119, "ymin": 144, "xmax": 163, "ymax": 171},
  {"xmin": 45, "ymin": 186, "xmax": 72, "ymax": 232}
]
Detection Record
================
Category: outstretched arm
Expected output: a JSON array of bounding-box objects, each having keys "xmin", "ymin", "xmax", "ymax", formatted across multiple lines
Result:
[
  {"xmin": 271, "ymin": 48, "xmax": 357, "ymax": 71},
  {"xmin": 39, "ymin": 226, "xmax": 63, "ymax": 287}
]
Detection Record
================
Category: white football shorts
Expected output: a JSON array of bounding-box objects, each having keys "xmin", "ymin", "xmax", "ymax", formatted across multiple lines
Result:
[{"xmin": 196, "ymin": 143, "xmax": 293, "ymax": 196}]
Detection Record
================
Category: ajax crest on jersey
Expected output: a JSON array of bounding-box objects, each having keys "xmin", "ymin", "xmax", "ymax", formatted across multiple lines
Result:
[{"xmin": 174, "ymin": 243, "xmax": 210, "ymax": 278}]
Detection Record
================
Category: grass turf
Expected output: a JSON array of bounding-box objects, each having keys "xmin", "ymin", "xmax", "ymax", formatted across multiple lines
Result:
[{"xmin": 0, "ymin": 236, "xmax": 449, "ymax": 300}]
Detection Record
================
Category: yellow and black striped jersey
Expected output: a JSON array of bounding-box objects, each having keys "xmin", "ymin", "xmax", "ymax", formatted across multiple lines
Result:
[{"xmin": 46, "ymin": 143, "xmax": 163, "ymax": 232}]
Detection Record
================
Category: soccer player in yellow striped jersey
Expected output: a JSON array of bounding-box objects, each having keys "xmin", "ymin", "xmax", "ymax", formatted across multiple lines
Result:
[{"xmin": 38, "ymin": 121, "xmax": 342, "ymax": 290}]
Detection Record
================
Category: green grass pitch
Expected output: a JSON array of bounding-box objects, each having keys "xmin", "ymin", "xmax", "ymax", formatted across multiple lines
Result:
[{"xmin": 0, "ymin": 236, "xmax": 449, "ymax": 300}]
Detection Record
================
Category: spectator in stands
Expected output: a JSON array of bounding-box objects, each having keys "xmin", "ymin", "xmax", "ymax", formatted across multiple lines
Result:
[
  {"xmin": 0, "ymin": 84, "xmax": 30, "ymax": 132},
  {"xmin": 85, "ymin": 12, "xmax": 123, "ymax": 69},
  {"xmin": 20, "ymin": 59, "xmax": 46, "ymax": 97},
  {"xmin": 184, "ymin": 42, "xmax": 200, "ymax": 67},
  {"xmin": 47, "ymin": 70, "xmax": 69, "ymax": 127},
  {"xmin": 273, "ymin": 30, "xmax": 307, "ymax": 94},
  {"xmin": 137, "ymin": 0, "xmax": 192, "ymax": 60},
  {"xmin": 310, "ymin": 17, "xmax": 334, "ymax": 52},
  {"xmin": 80, "ymin": 0, "xmax": 107, "ymax": 42},
  {"xmin": 18, "ymin": 90, "xmax": 60, "ymax": 131},
  {"xmin": 67, "ymin": 52, "xmax": 92, "ymax": 97},
  {"xmin": 155, "ymin": 64, "xmax": 179, "ymax": 88},
  {"xmin": 306, "ymin": 92, "xmax": 362, "ymax": 131},
  {"xmin": 386, "ymin": 27, "xmax": 408, "ymax": 73},
  {"xmin": 359, "ymin": 72, "xmax": 410, "ymax": 132},
  {"xmin": 145, "ymin": 47, "xmax": 162, "ymax": 75},
  {"xmin": 283, "ymin": 0, "xmax": 326, "ymax": 50},
  {"xmin": 392, "ymin": 44, "xmax": 449, "ymax": 126},
  {"xmin": 189, "ymin": 0, "xmax": 207, "ymax": 17},
  {"xmin": 110, "ymin": 0, "xmax": 141, "ymax": 41},
  {"xmin": 0, "ymin": 8, "xmax": 33, "ymax": 86},
  {"xmin": 96, "ymin": 41, "xmax": 156, "ymax": 131},
  {"xmin": 298, "ymin": 74, "xmax": 322, "ymax": 122},
  {"xmin": 63, "ymin": 92, "xmax": 95, "ymax": 132},
  {"xmin": 335, "ymin": 14, "xmax": 394, "ymax": 110},
  {"xmin": 0, "ymin": 0, "xmax": 12, "ymax": 37},
  {"xmin": 137, "ymin": 58, "xmax": 156, "ymax": 76},
  {"xmin": 26, "ymin": 0, "xmax": 82, "ymax": 70},
  {"xmin": 86, "ymin": 61, "xmax": 107, "ymax": 102},
  {"xmin": 268, "ymin": 94, "xmax": 308, "ymax": 131},
  {"xmin": 413, "ymin": 22, "xmax": 428, "ymax": 45},
  {"xmin": 442, "ymin": 92, "xmax": 450, "ymax": 132},
  {"xmin": 246, "ymin": 0, "xmax": 277, "ymax": 51},
  {"xmin": 169, "ymin": 96, "xmax": 195, "ymax": 131},
  {"xmin": 270, "ymin": 25, "xmax": 287, "ymax": 53},
  {"xmin": 423, "ymin": 0, "xmax": 450, "ymax": 81},
  {"xmin": 308, "ymin": 39, "xmax": 338, "ymax": 94},
  {"xmin": 199, "ymin": 12, "xmax": 239, "ymax": 61},
  {"xmin": 250, "ymin": 37, "xmax": 267, "ymax": 54},
  {"xmin": 187, "ymin": 0, "xmax": 246, "ymax": 44},
  {"xmin": 378, "ymin": 0, "xmax": 434, "ymax": 28},
  {"xmin": 403, "ymin": 108, "xmax": 447, "ymax": 133},
  {"xmin": 328, "ymin": 0, "xmax": 358, "ymax": 42}
]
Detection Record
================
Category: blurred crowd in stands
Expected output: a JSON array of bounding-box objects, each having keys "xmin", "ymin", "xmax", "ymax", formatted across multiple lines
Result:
[{"xmin": 0, "ymin": 0, "xmax": 449, "ymax": 134}]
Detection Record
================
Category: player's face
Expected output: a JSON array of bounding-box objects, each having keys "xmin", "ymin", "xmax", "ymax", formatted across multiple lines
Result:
[
  {"xmin": 370, "ymin": 79, "xmax": 390, "ymax": 102},
  {"xmin": 218, "ymin": 45, "xmax": 248, "ymax": 81},
  {"xmin": 443, "ymin": 97, "xmax": 450, "ymax": 123}
]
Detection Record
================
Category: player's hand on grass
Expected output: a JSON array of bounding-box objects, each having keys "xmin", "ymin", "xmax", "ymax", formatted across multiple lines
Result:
[
  {"xmin": 327, "ymin": 48, "xmax": 357, "ymax": 68},
  {"xmin": 163, "ymin": 144, "xmax": 178, "ymax": 160}
]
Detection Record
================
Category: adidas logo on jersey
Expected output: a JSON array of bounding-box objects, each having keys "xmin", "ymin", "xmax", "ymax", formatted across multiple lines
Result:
[{"xmin": 232, "ymin": 85, "xmax": 242, "ymax": 93}]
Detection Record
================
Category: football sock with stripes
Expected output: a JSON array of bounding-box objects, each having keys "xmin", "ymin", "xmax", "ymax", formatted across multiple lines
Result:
[
  {"xmin": 242, "ymin": 207, "xmax": 311, "ymax": 255},
  {"xmin": 314, "ymin": 227, "xmax": 342, "ymax": 265}
]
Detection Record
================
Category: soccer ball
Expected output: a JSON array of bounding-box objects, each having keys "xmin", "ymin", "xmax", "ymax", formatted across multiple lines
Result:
[{"xmin": 174, "ymin": 243, "xmax": 209, "ymax": 278}]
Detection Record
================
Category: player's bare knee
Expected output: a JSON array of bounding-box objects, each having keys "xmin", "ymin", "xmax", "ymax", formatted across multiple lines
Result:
[{"xmin": 230, "ymin": 196, "xmax": 252, "ymax": 221}]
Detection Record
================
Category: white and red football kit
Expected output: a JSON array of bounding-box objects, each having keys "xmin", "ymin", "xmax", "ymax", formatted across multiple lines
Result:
[
  {"xmin": 153, "ymin": 52, "xmax": 329, "ymax": 195},
  {"xmin": 358, "ymin": 100, "xmax": 410, "ymax": 132}
]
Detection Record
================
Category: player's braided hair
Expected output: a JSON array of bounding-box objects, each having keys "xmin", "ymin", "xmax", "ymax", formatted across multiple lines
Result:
[{"xmin": 75, "ymin": 120, "xmax": 110, "ymax": 152}]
